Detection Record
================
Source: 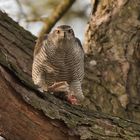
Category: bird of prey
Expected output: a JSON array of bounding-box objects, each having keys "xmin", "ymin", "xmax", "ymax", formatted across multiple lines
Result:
[{"xmin": 32, "ymin": 25, "xmax": 84, "ymax": 104}]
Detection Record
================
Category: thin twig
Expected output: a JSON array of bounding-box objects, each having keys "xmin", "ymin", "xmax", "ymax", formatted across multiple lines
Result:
[{"xmin": 15, "ymin": 0, "xmax": 27, "ymax": 22}]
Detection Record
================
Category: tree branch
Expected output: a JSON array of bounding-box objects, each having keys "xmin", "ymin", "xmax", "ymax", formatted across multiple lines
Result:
[{"xmin": 39, "ymin": 0, "xmax": 76, "ymax": 35}]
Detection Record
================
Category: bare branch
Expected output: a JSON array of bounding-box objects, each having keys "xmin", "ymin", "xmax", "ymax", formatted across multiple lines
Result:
[{"xmin": 39, "ymin": 0, "xmax": 76, "ymax": 35}]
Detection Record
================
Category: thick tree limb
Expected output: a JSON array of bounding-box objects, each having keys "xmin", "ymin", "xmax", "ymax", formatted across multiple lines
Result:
[
  {"xmin": 0, "ymin": 7, "xmax": 140, "ymax": 140},
  {"xmin": 0, "ymin": 66, "xmax": 79, "ymax": 140}
]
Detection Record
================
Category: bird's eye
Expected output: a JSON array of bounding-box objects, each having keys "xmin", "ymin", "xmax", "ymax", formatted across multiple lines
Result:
[
  {"xmin": 56, "ymin": 30, "xmax": 60, "ymax": 34},
  {"xmin": 68, "ymin": 29, "xmax": 72, "ymax": 33}
]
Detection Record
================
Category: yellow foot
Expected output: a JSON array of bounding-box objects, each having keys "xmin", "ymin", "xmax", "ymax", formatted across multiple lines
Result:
[{"xmin": 67, "ymin": 94, "xmax": 78, "ymax": 105}]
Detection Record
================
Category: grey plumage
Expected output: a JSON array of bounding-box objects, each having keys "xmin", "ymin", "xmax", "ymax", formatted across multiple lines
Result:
[{"xmin": 32, "ymin": 25, "xmax": 84, "ymax": 102}]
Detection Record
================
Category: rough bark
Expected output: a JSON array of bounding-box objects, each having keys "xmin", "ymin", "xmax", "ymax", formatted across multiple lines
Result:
[
  {"xmin": 0, "ymin": 1, "xmax": 140, "ymax": 140},
  {"xmin": 84, "ymin": 0, "xmax": 140, "ymax": 123}
]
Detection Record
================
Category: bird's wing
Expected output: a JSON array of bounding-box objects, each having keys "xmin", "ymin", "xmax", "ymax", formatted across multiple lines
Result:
[
  {"xmin": 75, "ymin": 37, "xmax": 84, "ymax": 52},
  {"xmin": 69, "ymin": 38, "xmax": 84, "ymax": 82},
  {"xmin": 34, "ymin": 34, "xmax": 48, "ymax": 57}
]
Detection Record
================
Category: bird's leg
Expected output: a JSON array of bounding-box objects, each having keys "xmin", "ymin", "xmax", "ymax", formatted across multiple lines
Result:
[
  {"xmin": 48, "ymin": 81, "xmax": 70, "ymax": 93},
  {"xmin": 41, "ymin": 81, "xmax": 78, "ymax": 105}
]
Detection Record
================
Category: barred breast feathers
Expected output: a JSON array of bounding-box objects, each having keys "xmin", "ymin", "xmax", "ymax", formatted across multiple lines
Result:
[
  {"xmin": 32, "ymin": 34, "xmax": 84, "ymax": 86},
  {"xmin": 33, "ymin": 34, "xmax": 48, "ymax": 57},
  {"xmin": 32, "ymin": 35, "xmax": 51, "ymax": 85}
]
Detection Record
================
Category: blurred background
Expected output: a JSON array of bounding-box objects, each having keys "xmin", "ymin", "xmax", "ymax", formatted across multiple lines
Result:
[{"xmin": 0, "ymin": 0, "xmax": 91, "ymax": 41}]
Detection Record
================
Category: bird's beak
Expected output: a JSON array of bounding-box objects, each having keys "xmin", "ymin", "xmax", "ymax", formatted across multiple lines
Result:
[{"xmin": 62, "ymin": 31, "xmax": 66, "ymax": 38}]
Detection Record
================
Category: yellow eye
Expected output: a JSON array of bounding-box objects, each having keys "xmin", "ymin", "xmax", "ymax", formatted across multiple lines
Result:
[{"xmin": 56, "ymin": 30, "xmax": 60, "ymax": 34}]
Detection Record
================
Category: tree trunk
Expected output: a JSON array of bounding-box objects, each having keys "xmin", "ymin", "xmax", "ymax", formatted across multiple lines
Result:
[
  {"xmin": 0, "ymin": 0, "xmax": 140, "ymax": 139},
  {"xmin": 84, "ymin": 0, "xmax": 140, "ymax": 123}
]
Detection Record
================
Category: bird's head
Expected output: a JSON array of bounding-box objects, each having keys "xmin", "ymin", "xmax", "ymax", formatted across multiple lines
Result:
[{"xmin": 52, "ymin": 25, "xmax": 75, "ymax": 42}]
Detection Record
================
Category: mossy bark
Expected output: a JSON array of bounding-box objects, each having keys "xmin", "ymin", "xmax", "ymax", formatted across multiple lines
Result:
[{"xmin": 0, "ymin": 1, "xmax": 140, "ymax": 139}]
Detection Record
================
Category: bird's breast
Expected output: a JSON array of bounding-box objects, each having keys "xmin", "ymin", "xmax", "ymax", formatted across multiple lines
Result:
[{"xmin": 43, "ymin": 39, "xmax": 83, "ymax": 84}]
